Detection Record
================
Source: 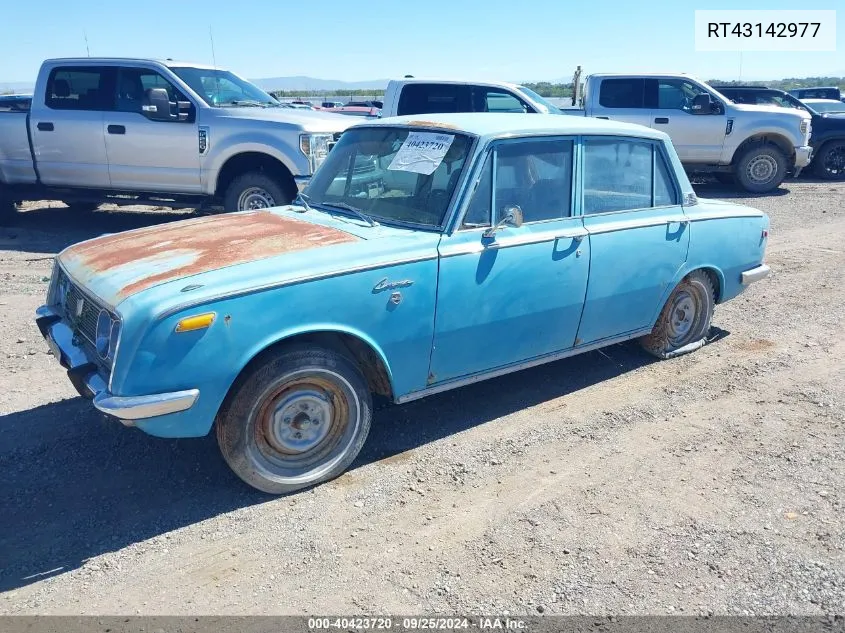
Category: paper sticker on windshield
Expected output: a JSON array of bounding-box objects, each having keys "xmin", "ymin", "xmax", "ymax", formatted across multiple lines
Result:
[{"xmin": 388, "ymin": 132, "xmax": 455, "ymax": 175}]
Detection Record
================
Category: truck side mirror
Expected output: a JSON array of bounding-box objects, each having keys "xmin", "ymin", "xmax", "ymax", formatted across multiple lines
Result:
[
  {"xmin": 141, "ymin": 88, "xmax": 174, "ymax": 121},
  {"xmin": 690, "ymin": 93, "xmax": 713, "ymax": 115}
]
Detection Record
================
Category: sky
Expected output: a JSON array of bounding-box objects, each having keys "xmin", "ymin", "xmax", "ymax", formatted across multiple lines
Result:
[{"xmin": 0, "ymin": 0, "xmax": 842, "ymax": 86}]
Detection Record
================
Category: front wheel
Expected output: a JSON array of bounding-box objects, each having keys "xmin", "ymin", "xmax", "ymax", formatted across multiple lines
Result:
[
  {"xmin": 812, "ymin": 141, "xmax": 845, "ymax": 180},
  {"xmin": 216, "ymin": 345, "xmax": 372, "ymax": 494},
  {"xmin": 639, "ymin": 270, "xmax": 715, "ymax": 359},
  {"xmin": 223, "ymin": 172, "xmax": 294, "ymax": 212},
  {"xmin": 734, "ymin": 144, "xmax": 787, "ymax": 193}
]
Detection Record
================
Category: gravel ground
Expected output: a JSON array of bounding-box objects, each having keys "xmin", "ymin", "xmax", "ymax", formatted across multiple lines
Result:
[{"xmin": 0, "ymin": 179, "xmax": 843, "ymax": 615}]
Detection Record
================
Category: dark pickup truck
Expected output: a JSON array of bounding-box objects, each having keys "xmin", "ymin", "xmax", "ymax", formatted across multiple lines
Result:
[{"xmin": 713, "ymin": 85, "xmax": 845, "ymax": 180}]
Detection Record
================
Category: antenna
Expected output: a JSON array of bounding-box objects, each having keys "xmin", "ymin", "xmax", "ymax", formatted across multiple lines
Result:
[
  {"xmin": 209, "ymin": 27, "xmax": 217, "ymax": 68},
  {"xmin": 83, "ymin": 30, "xmax": 90, "ymax": 57}
]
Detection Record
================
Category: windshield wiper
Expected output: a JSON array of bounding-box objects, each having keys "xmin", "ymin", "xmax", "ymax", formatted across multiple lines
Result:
[
  {"xmin": 321, "ymin": 201, "xmax": 378, "ymax": 227},
  {"xmin": 220, "ymin": 99, "xmax": 266, "ymax": 108},
  {"xmin": 293, "ymin": 191, "xmax": 312, "ymax": 213}
]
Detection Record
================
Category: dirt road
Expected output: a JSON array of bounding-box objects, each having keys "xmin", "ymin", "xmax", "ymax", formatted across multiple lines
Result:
[{"xmin": 0, "ymin": 181, "xmax": 842, "ymax": 615}]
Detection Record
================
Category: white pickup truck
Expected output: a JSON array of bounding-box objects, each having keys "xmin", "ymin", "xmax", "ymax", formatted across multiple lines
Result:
[
  {"xmin": 381, "ymin": 75, "xmax": 813, "ymax": 193},
  {"xmin": 0, "ymin": 58, "xmax": 356, "ymax": 222}
]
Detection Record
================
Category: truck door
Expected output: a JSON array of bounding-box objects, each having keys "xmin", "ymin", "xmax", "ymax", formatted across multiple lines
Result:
[
  {"xmin": 104, "ymin": 67, "xmax": 201, "ymax": 193},
  {"xmin": 31, "ymin": 66, "xmax": 112, "ymax": 188},
  {"xmin": 589, "ymin": 77, "xmax": 654, "ymax": 127},
  {"xmin": 649, "ymin": 78, "xmax": 727, "ymax": 164}
]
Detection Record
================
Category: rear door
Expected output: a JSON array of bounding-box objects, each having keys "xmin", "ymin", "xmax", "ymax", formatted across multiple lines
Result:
[
  {"xmin": 31, "ymin": 66, "xmax": 113, "ymax": 187},
  {"xmin": 103, "ymin": 66, "xmax": 201, "ymax": 193},
  {"xmin": 576, "ymin": 136, "xmax": 689, "ymax": 345},
  {"xmin": 649, "ymin": 77, "xmax": 727, "ymax": 164},
  {"xmin": 589, "ymin": 78, "xmax": 654, "ymax": 127}
]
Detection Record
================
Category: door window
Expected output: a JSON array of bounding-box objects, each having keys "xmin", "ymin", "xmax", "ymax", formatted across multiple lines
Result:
[
  {"xmin": 656, "ymin": 79, "xmax": 711, "ymax": 112},
  {"xmin": 462, "ymin": 154, "xmax": 493, "ymax": 228},
  {"xmin": 115, "ymin": 68, "xmax": 194, "ymax": 121},
  {"xmin": 598, "ymin": 78, "xmax": 646, "ymax": 108},
  {"xmin": 494, "ymin": 139, "xmax": 573, "ymax": 223},
  {"xmin": 583, "ymin": 138, "xmax": 677, "ymax": 214},
  {"xmin": 475, "ymin": 89, "xmax": 529, "ymax": 113},
  {"xmin": 46, "ymin": 67, "xmax": 114, "ymax": 111}
]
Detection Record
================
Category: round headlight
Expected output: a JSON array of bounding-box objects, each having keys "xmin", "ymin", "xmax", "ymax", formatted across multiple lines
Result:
[{"xmin": 95, "ymin": 309, "xmax": 112, "ymax": 359}]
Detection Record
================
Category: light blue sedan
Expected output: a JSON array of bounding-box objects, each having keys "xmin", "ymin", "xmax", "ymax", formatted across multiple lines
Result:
[{"xmin": 36, "ymin": 113, "xmax": 771, "ymax": 493}]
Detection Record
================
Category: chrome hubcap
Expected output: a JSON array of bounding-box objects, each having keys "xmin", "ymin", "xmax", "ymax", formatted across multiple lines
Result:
[
  {"xmin": 746, "ymin": 155, "xmax": 777, "ymax": 184},
  {"xmin": 269, "ymin": 390, "xmax": 333, "ymax": 453},
  {"xmin": 237, "ymin": 187, "xmax": 276, "ymax": 211},
  {"xmin": 667, "ymin": 290, "xmax": 698, "ymax": 344}
]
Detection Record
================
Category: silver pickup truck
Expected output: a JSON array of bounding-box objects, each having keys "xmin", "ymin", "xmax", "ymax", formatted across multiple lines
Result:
[
  {"xmin": 0, "ymin": 58, "xmax": 356, "ymax": 221},
  {"xmin": 382, "ymin": 74, "xmax": 813, "ymax": 193}
]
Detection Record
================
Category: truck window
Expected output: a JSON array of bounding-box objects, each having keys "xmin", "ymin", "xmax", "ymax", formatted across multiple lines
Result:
[
  {"xmin": 396, "ymin": 84, "xmax": 472, "ymax": 115},
  {"xmin": 475, "ymin": 89, "xmax": 529, "ymax": 113},
  {"xmin": 656, "ymin": 79, "xmax": 710, "ymax": 112},
  {"xmin": 598, "ymin": 78, "xmax": 646, "ymax": 109},
  {"xmin": 583, "ymin": 138, "xmax": 676, "ymax": 213},
  {"xmin": 115, "ymin": 68, "xmax": 191, "ymax": 119},
  {"xmin": 46, "ymin": 67, "xmax": 114, "ymax": 111}
]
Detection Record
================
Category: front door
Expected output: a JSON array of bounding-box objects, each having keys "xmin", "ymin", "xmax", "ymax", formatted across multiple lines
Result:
[
  {"xmin": 31, "ymin": 65, "xmax": 112, "ymax": 188},
  {"xmin": 576, "ymin": 136, "xmax": 690, "ymax": 345},
  {"xmin": 650, "ymin": 78, "xmax": 727, "ymax": 164},
  {"xmin": 104, "ymin": 67, "xmax": 201, "ymax": 193},
  {"xmin": 429, "ymin": 137, "xmax": 590, "ymax": 383}
]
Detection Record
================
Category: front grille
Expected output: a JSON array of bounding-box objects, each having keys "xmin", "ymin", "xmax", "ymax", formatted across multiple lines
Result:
[{"xmin": 64, "ymin": 281, "xmax": 101, "ymax": 345}]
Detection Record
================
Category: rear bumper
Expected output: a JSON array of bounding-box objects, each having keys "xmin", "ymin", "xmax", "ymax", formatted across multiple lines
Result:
[
  {"xmin": 741, "ymin": 264, "xmax": 771, "ymax": 285},
  {"xmin": 35, "ymin": 305, "xmax": 199, "ymax": 423}
]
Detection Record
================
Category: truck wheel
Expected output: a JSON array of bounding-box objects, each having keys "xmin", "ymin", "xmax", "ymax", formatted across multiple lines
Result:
[
  {"xmin": 639, "ymin": 270, "xmax": 715, "ymax": 359},
  {"xmin": 224, "ymin": 172, "xmax": 293, "ymax": 212},
  {"xmin": 216, "ymin": 345, "xmax": 372, "ymax": 494},
  {"xmin": 812, "ymin": 141, "xmax": 845, "ymax": 180},
  {"xmin": 734, "ymin": 144, "xmax": 787, "ymax": 193}
]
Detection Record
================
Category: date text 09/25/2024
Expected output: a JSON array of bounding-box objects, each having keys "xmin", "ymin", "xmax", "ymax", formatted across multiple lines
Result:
[{"xmin": 307, "ymin": 617, "xmax": 527, "ymax": 630}]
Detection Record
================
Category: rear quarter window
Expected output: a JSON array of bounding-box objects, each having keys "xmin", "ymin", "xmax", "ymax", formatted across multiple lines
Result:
[{"xmin": 46, "ymin": 66, "xmax": 114, "ymax": 111}]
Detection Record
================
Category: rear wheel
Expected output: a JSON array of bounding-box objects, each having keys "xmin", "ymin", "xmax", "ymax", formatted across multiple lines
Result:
[
  {"xmin": 812, "ymin": 141, "xmax": 845, "ymax": 180},
  {"xmin": 639, "ymin": 270, "xmax": 715, "ymax": 359},
  {"xmin": 734, "ymin": 144, "xmax": 787, "ymax": 193},
  {"xmin": 223, "ymin": 171, "xmax": 294, "ymax": 212},
  {"xmin": 216, "ymin": 345, "xmax": 372, "ymax": 494}
]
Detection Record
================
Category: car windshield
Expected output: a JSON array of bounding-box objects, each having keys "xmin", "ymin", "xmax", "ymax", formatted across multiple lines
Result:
[
  {"xmin": 304, "ymin": 126, "xmax": 473, "ymax": 229},
  {"xmin": 169, "ymin": 67, "xmax": 280, "ymax": 107},
  {"xmin": 807, "ymin": 100, "xmax": 845, "ymax": 114},
  {"xmin": 517, "ymin": 86, "xmax": 561, "ymax": 113}
]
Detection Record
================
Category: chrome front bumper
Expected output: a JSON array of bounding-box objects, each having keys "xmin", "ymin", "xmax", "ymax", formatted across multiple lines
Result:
[
  {"xmin": 35, "ymin": 305, "xmax": 199, "ymax": 422},
  {"xmin": 741, "ymin": 264, "xmax": 771, "ymax": 285}
]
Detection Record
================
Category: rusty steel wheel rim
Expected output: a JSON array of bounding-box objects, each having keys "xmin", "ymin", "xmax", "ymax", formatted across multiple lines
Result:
[
  {"xmin": 248, "ymin": 369, "xmax": 360, "ymax": 484},
  {"xmin": 667, "ymin": 288, "xmax": 704, "ymax": 348}
]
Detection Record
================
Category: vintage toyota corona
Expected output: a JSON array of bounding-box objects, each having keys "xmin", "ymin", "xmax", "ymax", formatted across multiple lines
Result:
[{"xmin": 36, "ymin": 113, "xmax": 771, "ymax": 493}]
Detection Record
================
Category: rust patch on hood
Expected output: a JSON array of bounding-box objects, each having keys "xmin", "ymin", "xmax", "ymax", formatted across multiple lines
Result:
[{"xmin": 60, "ymin": 211, "xmax": 359, "ymax": 300}]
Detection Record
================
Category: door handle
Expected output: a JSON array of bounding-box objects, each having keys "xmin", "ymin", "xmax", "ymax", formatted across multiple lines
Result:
[
  {"xmin": 37, "ymin": 122, "xmax": 54, "ymax": 131},
  {"xmin": 667, "ymin": 218, "xmax": 689, "ymax": 226},
  {"xmin": 555, "ymin": 232, "xmax": 585, "ymax": 242},
  {"xmin": 654, "ymin": 117, "xmax": 669, "ymax": 124},
  {"xmin": 107, "ymin": 125, "xmax": 126, "ymax": 135}
]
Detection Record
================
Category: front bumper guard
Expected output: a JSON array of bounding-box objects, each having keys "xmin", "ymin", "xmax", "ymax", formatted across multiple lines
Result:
[{"xmin": 35, "ymin": 306, "xmax": 199, "ymax": 423}]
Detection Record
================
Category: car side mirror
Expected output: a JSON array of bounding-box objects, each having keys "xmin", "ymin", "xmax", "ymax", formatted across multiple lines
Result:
[
  {"xmin": 141, "ymin": 88, "xmax": 174, "ymax": 121},
  {"xmin": 483, "ymin": 205, "xmax": 524, "ymax": 238},
  {"xmin": 691, "ymin": 93, "xmax": 713, "ymax": 115}
]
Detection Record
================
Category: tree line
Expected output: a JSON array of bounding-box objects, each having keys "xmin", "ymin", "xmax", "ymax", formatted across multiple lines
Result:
[{"xmin": 269, "ymin": 76, "xmax": 844, "ymax": 100}]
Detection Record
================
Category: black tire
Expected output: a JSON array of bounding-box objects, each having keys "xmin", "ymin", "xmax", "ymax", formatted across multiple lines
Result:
[
  {"xmin": 639, "ymin": 270, "xmax": 715, "ymax": 359},
  {"xmin": 812, "ymin": 141, "xmax": 845, "ymax": 180},
  {"xmin": 216, "ymin": 344, "xmax": 372, "ymax": 494},
  {"xmin": 223, "ymin": 171, "xmax": 294, "ymax": 212},
  {"xmin": 713, "ymin": 173, "xmax": 735, "ymax": 186},
  {"xmin": 734, "ymin": 144, "xmax": 787, "ymax": 193}
]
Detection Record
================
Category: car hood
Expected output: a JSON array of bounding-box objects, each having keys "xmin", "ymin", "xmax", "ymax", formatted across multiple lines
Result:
[
  {"xmin": 732, "ymin": 103, "xmax": 811, "ymax": 119},
  {"xmin": 215, "ymin": 106, "xmax": 355, "ymax": 132},
  {"xmin": 57, "ymin": 210, "xmax": 362, "ymax": 308}
]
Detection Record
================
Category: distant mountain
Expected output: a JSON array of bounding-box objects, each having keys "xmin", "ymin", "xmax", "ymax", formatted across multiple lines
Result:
[{"xmin": 249, "ymin": 76, "xmax": 389, "ymax": 92}]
